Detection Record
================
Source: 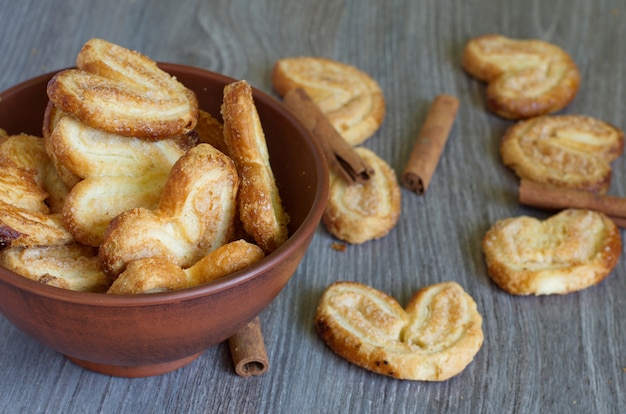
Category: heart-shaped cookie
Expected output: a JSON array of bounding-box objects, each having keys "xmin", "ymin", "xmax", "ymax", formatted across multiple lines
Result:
[
  {"xmin": 482, "ymin": 209, "xmax": 621, "ymax": 295},
  {"xmin": 44, "ymin": 107, "xmax": 196, "ymax": 246},
  {"xmin": 272, "ymin": 56, "xmax": 385, "ymax": 146},
  {"xmin": 47, "ymin": 38, "xmax": 198, "ymax": 139},
  {"xmin": 500, "ymin": 115, "xmax": 624, "ymax": 194},
  {"xmin": 462, "ymin": 34, "xmax": 580, "ymax": 120},
  {"xmin": 315, "ymin": 281, "xmax": 483, "ymax": 381},
  {"xmin": 0, "ymin": 244, "xmax": 108, "ymax": 293},
  {"xmin": 107, "ymin": 239, "xmax": 264, "ymax": 294},
  {"xmin": 98, "ymin": 143, "xmax": 239, "ymax": 279}
]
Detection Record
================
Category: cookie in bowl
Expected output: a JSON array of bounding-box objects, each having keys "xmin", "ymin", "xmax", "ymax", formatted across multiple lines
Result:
[{"xmin": 0, "ymin": 39, "xmax": 329, "ymax": 377}]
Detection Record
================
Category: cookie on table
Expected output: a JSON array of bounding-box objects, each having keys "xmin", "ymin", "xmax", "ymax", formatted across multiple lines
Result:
[
  {"xmin": 272, "ymin": 56, "xmax": 385, "ymax": 146},
  {"xmin": 322, "ymin": 147, "xmax": 400, "ymax": 244},
  {"xmin": 500, "ymin": 115, "xmax": 624, "ymax": 194},
  {"xmin": 315, "ymin": 281, "xmax": 484, "ymax": 381},
  {"xmin": 482, "ymin": 209, "xmax": 621, "ymax": 295},
  {"xmin": 462, "ymin": 34, "xmax": 580, "ymax": 120}
]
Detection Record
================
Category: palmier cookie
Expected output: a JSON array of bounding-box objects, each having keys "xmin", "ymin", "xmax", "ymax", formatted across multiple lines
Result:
[
  {"xmin": 0, "ymin": 134, "xmax": 73, "ymax": 248},
  {"xmin": 0, "ymin": 132, "xmax": 69, "ymax": 214},
  {"xmin": 0, "ymin": 133, "xmax": 52, "ymax": 213},
  {"xmin": 46, "ymin": 111, "xmax": 195, "ymax": 187},
  {"xmin": 107, "ymin": 239, "xmax": 264, "ymax": 294},
  {"xmin": 221, "ymin": 80, "xmax": 289, "ymax": 254},
  {"xmin": 0, "ymin": 244, "xmax": 109, "ymax": 293},
  {"xmin": 45, "ymin": 111, "xmax": 196, "ymax": 246},
  {"xmin": 272, "ymin": 56, "xmax": 385, "ymax": 145},
  {"xmin": 500, "ymin": 115, "xmax": 624, "ymax": 194},
  {"xmin": 323, "ymin": 147, "xmax": 400, "ymax": 244},
  {"xmin": 462, "ymin": 34, "xmax": 580, "ymax": 119},
  {"xmin": 482, "ymin": 209, "xmax": 621, "ymax": 295},
  {"xmin": 47, "ymin": 38, "xmax": 198, "ymax": 139},
  {"xmin": 98, "ymin": 143, "xmax": 239, "ymax": 279},
  {"xmin": 315, "ymin": 281, "xmax": 484, "ymax": 381}
]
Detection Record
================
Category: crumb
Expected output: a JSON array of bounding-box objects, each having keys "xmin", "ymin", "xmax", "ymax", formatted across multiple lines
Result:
[{"xmin": 331, "ymin": 243, "xmax": 347, "ymax": 252}]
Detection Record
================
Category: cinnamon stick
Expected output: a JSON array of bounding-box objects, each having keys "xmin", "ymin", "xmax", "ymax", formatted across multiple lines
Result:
[
  {"xmin": 283, "ymin": 88, "xmax": 374, "ymax": 183},
  {"xmin": 228, "ymin": 317, "xmax": 269, "ymax": 377},
  {"xmin": 519, "ymin": 179, "xmax": 626, "ymax": 228},
  {"xmin": 401, "ymin": 94, "xmax": 459, "ymax": 194}
]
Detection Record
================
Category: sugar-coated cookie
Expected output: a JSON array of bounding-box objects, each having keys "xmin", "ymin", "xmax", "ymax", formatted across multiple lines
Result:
[
  {"xmin": 315, "ymin": 281, "xmax": 484, "ymax": 381},
  {"xmin": 500, "ymin": 115, "xmax": 624, "ymax": 194},
  {"xmin": 322, "ymin": 147, "xmax": 400, "ymax": 244},
  {"xmin": 462, "ymin": 34, "xmax": 580, "ymax": 119},
  {"xmin": 482, "ymin": 209, "xmax": 621, "ymax": 295},
  {"xmin": 272, "ymin": 56, "xmax": 385, "ymax": 145}
]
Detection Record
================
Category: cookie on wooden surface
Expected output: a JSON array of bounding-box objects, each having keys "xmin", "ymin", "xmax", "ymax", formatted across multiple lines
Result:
[
  {"xmin": 482, "ymin": 209, "xmax": 621, "ymax": 295},
  {"xmin": 462, "ymin": 34, "xmax": 580, "ymax": 119},
  {"xmin": 272, "ymin": 56, "xmax": 385, "ymax": 145},
  {"xmin": 322, "ymin": 147, "xmax": 400, "ymax": 244},
  {"xmin": 315, "ymin": 281, "xmax": 484, "ymax": 381},
  {"xmin": 500, "ymin": 115, "xmax": 624, "ymax": 194}
]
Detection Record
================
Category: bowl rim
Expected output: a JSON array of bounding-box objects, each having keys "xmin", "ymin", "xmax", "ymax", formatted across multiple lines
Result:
[{"xmin": 0, "ymin": 63, "xmax": 329, "ymax": 307}]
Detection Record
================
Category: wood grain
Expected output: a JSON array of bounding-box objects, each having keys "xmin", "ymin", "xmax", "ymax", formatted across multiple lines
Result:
[{"xmin": 1, "ymin": 0, "xmax": 625, "ymax": 412}]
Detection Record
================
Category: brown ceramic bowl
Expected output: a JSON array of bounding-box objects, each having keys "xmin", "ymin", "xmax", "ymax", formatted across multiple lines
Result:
[{"xmin": 0, "ymin": 64, "xmax": 328, "ymax": 377}]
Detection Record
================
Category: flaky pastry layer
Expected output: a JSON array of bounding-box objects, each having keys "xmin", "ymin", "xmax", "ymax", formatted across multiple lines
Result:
[
  {"xmin": 462, "ymin": 34, "xmax": 580, "ymax": 119},
  {"xmin": 322, "ymin": 147, "xmax": 401, "ymax": 244},
  {"xmin": 500, "ymin": 115, "xmax": 624, "ymax": 194},
  {"xmin": 44, "ymin": 108, "xmax": 196, "ymax": 246},
  {"xmin": 0, "ymin": 244, "xmax": 108, "ymax": 292},
  {"xmin": 47, "ymin": 38, "xmax": 198, "ymax": 139},
  {"xmin": 272, "ymin": 56, "xmax": 385, "ymax": 145},
  {"xmin": 482, "ymin": 209, "xmax": 621, "ymax": 295},
  {"xmin": 107, "ymin": 239, "xmax": 264, "ymax": 294},
  {"xmin": 221, "ymin": 80, "xmax": 289, "ymax": 254},
  {"xmin": 315, "ymin": 281, "xmax": 484, "ymax": 381},
  {"xmin": 0, "ymin": 134, "xmax": 72, "ymax": 248},
  {"xmin": 98, "ymin": 143, "xmax": 239, "ymax": 279}
]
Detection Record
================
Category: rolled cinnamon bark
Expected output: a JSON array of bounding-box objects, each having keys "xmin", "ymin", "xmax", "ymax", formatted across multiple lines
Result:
[
  {"xmin": 402, "ymin": 95, "xmax": 459, "ymax": 194},
  {"xmin": 519, "ymin": 179, "xmax": 626, "ymax": 227},
  {"xmin": 228, "ymin": 317, "xmax": 269, "ymax": 377},
  {"xmin": 283, "ymin": 88, "xmax": 374, "ymax": 184}
]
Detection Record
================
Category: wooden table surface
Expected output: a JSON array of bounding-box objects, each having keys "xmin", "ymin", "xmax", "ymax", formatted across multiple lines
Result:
[{"xmin": 1, "ymin": 1, "xmax": 625, "ymax": 412}]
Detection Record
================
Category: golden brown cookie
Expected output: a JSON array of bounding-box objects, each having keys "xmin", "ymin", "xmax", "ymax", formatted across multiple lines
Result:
[
  {"xmin": 462, "ymin": 34, "xmax": 580, "ymax": 119},
  {"xmin": 98, "ymin": 143, "xmax": 239, "ymax": 279},
  {"xmin": 500, "ymin": 115, "xmax": 624, "ymax": 194},
  {"xmin": 0, "ymin": 244, "xmax": 109, "ymax": 292},
  {"xmin": 322, "ymin": 147, "xmax": 401, "ymax": 244},
  {"xmin": 221, "ymin": 80, "xmax": 289, "ymax": 253},
  {"xmin": 47, "ymin": 38, "xmax": 198, "ymax": 139},
  {"xmin": 107, "ymin": 239, "xmax": 264, "ymax": 294},
  {"xmin": 315, "ymin": 281, "xmax": 484, "ymax": 381},
  {"xmin": 46, "ymin": 114, "xmax": 194, "ymax": 185},
  {"xmin": 272, "ymin": 56, "xmax": 385, "ymax": 145},
  {"xmin": 0, "ymin": 200, "xmax": 74, "ymax": 249},
  {"xmin": 482, "ymin": 209, "xmax": 621, "ymax": 295},
  {"xmin": 45, "ymin": 113, "xmax": 196, "ymax": 246},
  {"xmin": 0, "ymin": 134, "xmax": 73, "ymax": 248},
  {"xmin": 0, "ymin": 133, "xmax": 51, "ymax": 213}
]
